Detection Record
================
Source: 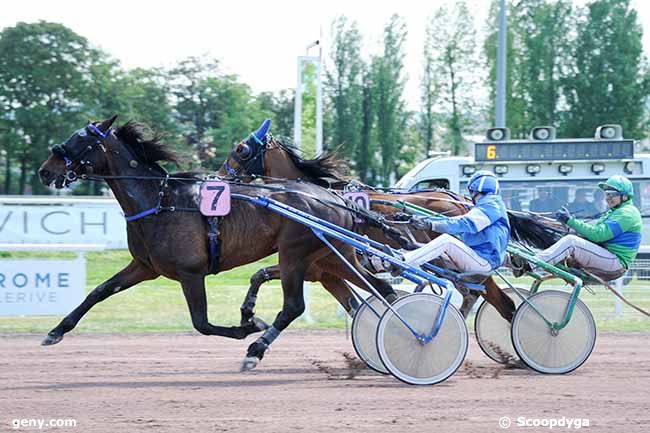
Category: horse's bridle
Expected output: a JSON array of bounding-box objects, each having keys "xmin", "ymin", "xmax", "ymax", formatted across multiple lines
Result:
[
  {"xmin": 221, "ymin": 131, "xmax": 273, "ymax": 178},
  {"xmin": 51, "ymin": 123, "xmax": 110, "ymax": 185}
]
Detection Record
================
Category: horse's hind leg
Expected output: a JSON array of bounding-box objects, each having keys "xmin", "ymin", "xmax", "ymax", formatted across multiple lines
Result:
[
  {"xmin": 460, "ymin": 292, "xmax": 480, "ymax": 318},
  {"xmin": 315, "ymin": 249, "xmax": 398, "ymax": 303},
  {"xmin": 241, "ymin": 264, "xmax": 356, "ymax": 323},
  {"xmin": 319, "ymin": 273, "xmax": 359, "ymax": 314},
  {"xmin": 42, "ymin": 260, "xmax": 158, "ymax": 346},
  {"xmin": 241, "ymin": 257, "xmax": 310, "ymax": 371},
  {"xmin": 239, "ymin": 266, "xmax": 278, "ymax": 332},
  {"xmin": 179, "ymin": 272, "xmax": 260, "ymax": 340},
  {"xmin": 482, "ymin": 277, "xmax": 516, "ymax": 322}
]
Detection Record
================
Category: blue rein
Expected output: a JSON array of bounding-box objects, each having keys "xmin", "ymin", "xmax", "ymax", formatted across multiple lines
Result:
[{"xmin": 125, "ymin": 207, "xmax": 159, "ymax": 222}]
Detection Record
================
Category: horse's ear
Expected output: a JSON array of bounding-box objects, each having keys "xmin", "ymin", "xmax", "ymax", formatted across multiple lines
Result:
[
  {"xmin": 98, "ymin": 114, "xmax": 118, "ymax": 132},
  {"xmin": 254, "ymin": 118, "xmax": 272, "ymax": 140}
]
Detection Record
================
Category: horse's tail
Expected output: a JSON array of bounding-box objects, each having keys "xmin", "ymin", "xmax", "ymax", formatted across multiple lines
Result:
[{"xmin": 508, "ymin": 210, "xmax": 568, "ymax": 250}]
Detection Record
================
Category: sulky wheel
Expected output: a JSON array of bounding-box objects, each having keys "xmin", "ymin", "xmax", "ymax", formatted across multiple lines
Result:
[
  {"xmin": 475, "ymin": 287, "xmax": 530, "ymax": 364},
  {"xmin": 351, "ymin": 290, "xmax": 408, "ymax": 374},
  {"xmin": 375, "ymin": 293, "xmax": 468, "ymax": 385},
  {"xmin": 511, "ymin": 290, "xmax": 596, "ymax": 374}
]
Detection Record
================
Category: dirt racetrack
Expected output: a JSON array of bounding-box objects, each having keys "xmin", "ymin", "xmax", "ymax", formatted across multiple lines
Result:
[{"xmin": 1, "ymin": 330, "xmax": 649, "ymax": 432}]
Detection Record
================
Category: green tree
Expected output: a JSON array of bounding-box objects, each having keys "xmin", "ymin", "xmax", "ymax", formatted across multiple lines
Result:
[
  {"xmin": 519, "ymin": 0, "xmax": 573, "ymax": 128},
  {"xmin": 0, "ymin": 21, "xmax": 105, "ymax": 194},
  {"xmin": 204, "ymin": 75, "xmax": 259, "ymax": 164},
  {"xmin": 76, "ymin": 63, "xmax": 178, "ymax": 193},
  {"xmin": 484, "ymin": 0, "xmax": 528, "ymax": 137},
  {"xmin": 0, "ymin": 118, "xmax": 20, "ymax": 194},
  {"xmin": 254, "ymin": 90, "xmax": 294, "ymax": 139},
  {"xmin": 374, "ymin": 14, "xmax": 408, "ymax": 184},
  {"xmin": 485, "ymin": 0, "xmax": 573, "ymax": 137},
  {"xmin": 562, "ymin": 0, "xmax": 649, "ymax": 138},
  {"xmin": 325, "ymin": 16, "xmax": 364, "ymax": 161},
  {"xmin": 166, "ymin": 57, "xmax": 259, "ymax": 168},
  {"xmin": 166, "ymin": 56, "xmax": 220, "ymax": 154},
  {"xmin": 358, "ymin": 65, "xmax": 377, "ymax": 184},
  {"xmin": 424, "ymin": 2, "xmax": 480, "ymax": 155},
  {"xmin": 420, "ymin": 26, "xmax": 438, "ymax": 158},
  {"xmin": 116, "ymin": 68, "xmax": 176, "ymax": 134}
]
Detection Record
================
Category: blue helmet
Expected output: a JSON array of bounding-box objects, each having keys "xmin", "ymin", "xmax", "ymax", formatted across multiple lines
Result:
[{"xmin": 468, "ymin": 170, "xmax": 499, "ymax": 194}]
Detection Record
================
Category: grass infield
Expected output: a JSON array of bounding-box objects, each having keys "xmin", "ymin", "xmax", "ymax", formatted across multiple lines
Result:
[{"xmin": 1, "ymin": 250, "xmax": 648, "ymax": 333}]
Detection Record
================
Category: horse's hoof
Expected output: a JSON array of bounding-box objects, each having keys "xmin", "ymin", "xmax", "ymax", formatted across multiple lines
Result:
[
  {"xmin": 41, "ymin": 333, "xmax": 63, "ymax": 346},
  {"xmin": 237, "ymin": 317, "xmax": 270, "ymax": 338},
  {"xmin": 240, "ymin": 356, "xmax": 260, "ymax": 372},
  {"xmin": 250, "ymin": 316, "xmax": 270, "ymax": 333}
]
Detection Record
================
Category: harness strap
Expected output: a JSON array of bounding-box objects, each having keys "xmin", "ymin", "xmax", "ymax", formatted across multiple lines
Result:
[
  {"xmin": 208, "ymin": 217, "xmax": 222, "ymax": 275},
  {"xmin": 223, "ymin": 161, "xmax": 239, "ymax": 177},
  {"xmin": 125, "ymin": 207, "xmax": 158, "ymax": 221}
]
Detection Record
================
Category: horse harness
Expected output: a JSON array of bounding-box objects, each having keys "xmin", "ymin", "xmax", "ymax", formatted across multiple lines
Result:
[
  {"xmin": 122, "ymin": 173, "xmax": 223, "ymax": 276},
  {"xmin": 51, "ymin": 124, "xmax": 112, "ymax": 185},
  {"xmin": 54, "ymin": 124, "xmax": 223, "ymax": 275},
  {"xmin": 55, "ymin": 125, "xmax": 417, "ymax": 274},
  {"xmin": 220, "ymin": 131, "xmax": 277, "ymax": 178}
]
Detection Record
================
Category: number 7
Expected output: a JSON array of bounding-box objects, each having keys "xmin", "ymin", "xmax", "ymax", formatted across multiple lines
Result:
[{"xmin": 207, "ymin": 185, "xmax": 225, "ymax": 211}]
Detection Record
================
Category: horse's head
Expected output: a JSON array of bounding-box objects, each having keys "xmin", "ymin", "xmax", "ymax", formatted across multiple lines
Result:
[
  {"xmin": 218, "ymin": 118, "xmax": 349, "ymax": 184},
  {"xmin": 39, "ymin": 116, "xmax": 178, "ymax": 189},
  {"xmin": 218, "ymin": 119, "xmax": 272, "ymax": 179},
  {"xmin": 38, "ymin": 115, "xmax": 118, "ymax": 188}
]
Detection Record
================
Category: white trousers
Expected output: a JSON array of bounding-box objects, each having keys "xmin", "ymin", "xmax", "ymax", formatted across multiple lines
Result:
[
  {"xmin": 402, "ymin": 234, "xmax": 492, "ymax": 273},
  {"xmin": 537, "ymin": 234, "xmax": 625, "ymax": 280}
]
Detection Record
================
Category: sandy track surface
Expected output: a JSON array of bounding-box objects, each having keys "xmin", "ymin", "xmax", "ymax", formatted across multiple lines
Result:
[{"xmin": 1, "ymin": 330, "xmax": 649, "ymax": 432}]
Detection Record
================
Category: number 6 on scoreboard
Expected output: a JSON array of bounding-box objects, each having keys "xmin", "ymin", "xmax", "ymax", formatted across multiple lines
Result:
[{"xmin": 486, "ymin": 144, "xmax": 497, "ymax": 160}]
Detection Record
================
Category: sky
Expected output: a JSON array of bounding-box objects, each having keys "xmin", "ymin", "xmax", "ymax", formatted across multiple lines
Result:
[{"xmin": 1, "ymin": 0, "xmax": 649, "ymax": 111}]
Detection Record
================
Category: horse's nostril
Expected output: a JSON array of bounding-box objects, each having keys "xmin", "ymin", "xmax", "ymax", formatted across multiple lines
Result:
[{"xmin": 39, "ymin": 168, "xmax": 50, "ymax": 178}]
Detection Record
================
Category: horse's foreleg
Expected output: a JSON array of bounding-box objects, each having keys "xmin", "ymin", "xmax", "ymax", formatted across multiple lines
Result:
[
  {"xmin": 180, "ymin": 272, "xmax": 255, "ymax": 340},
  {"xmin": 42, "ymin": 260, "xmax": 158, "ymax": 346}
]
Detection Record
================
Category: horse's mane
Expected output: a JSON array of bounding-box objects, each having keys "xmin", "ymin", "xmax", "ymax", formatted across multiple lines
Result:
[
  {"xmin": 116, "ymin": 121, "xmax": 181, "ymax": 167},
  {"xmin": 272, "ymin": 137, "xmax": 349, "ymax": 181}
]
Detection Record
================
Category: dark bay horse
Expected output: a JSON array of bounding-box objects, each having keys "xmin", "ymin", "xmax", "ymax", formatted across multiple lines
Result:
[
  {"xmin": 37, "ymin": 116, "xmax": 397, "ymax": 370},
  {"xmin": 218, "ymin": 120, "xmax": 517, "ymax": 322}
]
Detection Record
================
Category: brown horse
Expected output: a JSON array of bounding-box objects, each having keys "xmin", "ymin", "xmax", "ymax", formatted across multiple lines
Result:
[
  {"xmin": 218, "ymin": 121, "xmax": 516, "ymax": 323},
  {"xmin": 37, "ymin": 116, "xmax": 397, "ymax": 370}
]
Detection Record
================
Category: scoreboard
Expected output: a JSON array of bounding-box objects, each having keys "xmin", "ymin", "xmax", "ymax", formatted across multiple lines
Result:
[{"xmin": 475, "ymin": 139, "xmax": 634, "ymax": 162}]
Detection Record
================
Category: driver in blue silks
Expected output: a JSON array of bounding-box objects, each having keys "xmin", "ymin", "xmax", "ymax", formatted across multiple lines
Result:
[
  {"xmin": 368, "ymin": 171, "xmax": 511, "ymax": 274},
  {"xmin": 403, "ymin": 171, "xmax": 511, "ymax": 274}
]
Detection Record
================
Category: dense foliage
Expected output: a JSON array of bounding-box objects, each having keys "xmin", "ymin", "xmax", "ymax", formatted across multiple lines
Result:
[{"xmin": 1, "ymin": 1, "xmax": 648, "ymax": 194}]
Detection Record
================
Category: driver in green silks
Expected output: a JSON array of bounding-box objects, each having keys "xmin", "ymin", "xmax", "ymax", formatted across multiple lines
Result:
[{"xmin": 514, "ymin": 175, "xmax": 642, "ymax": 281}]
